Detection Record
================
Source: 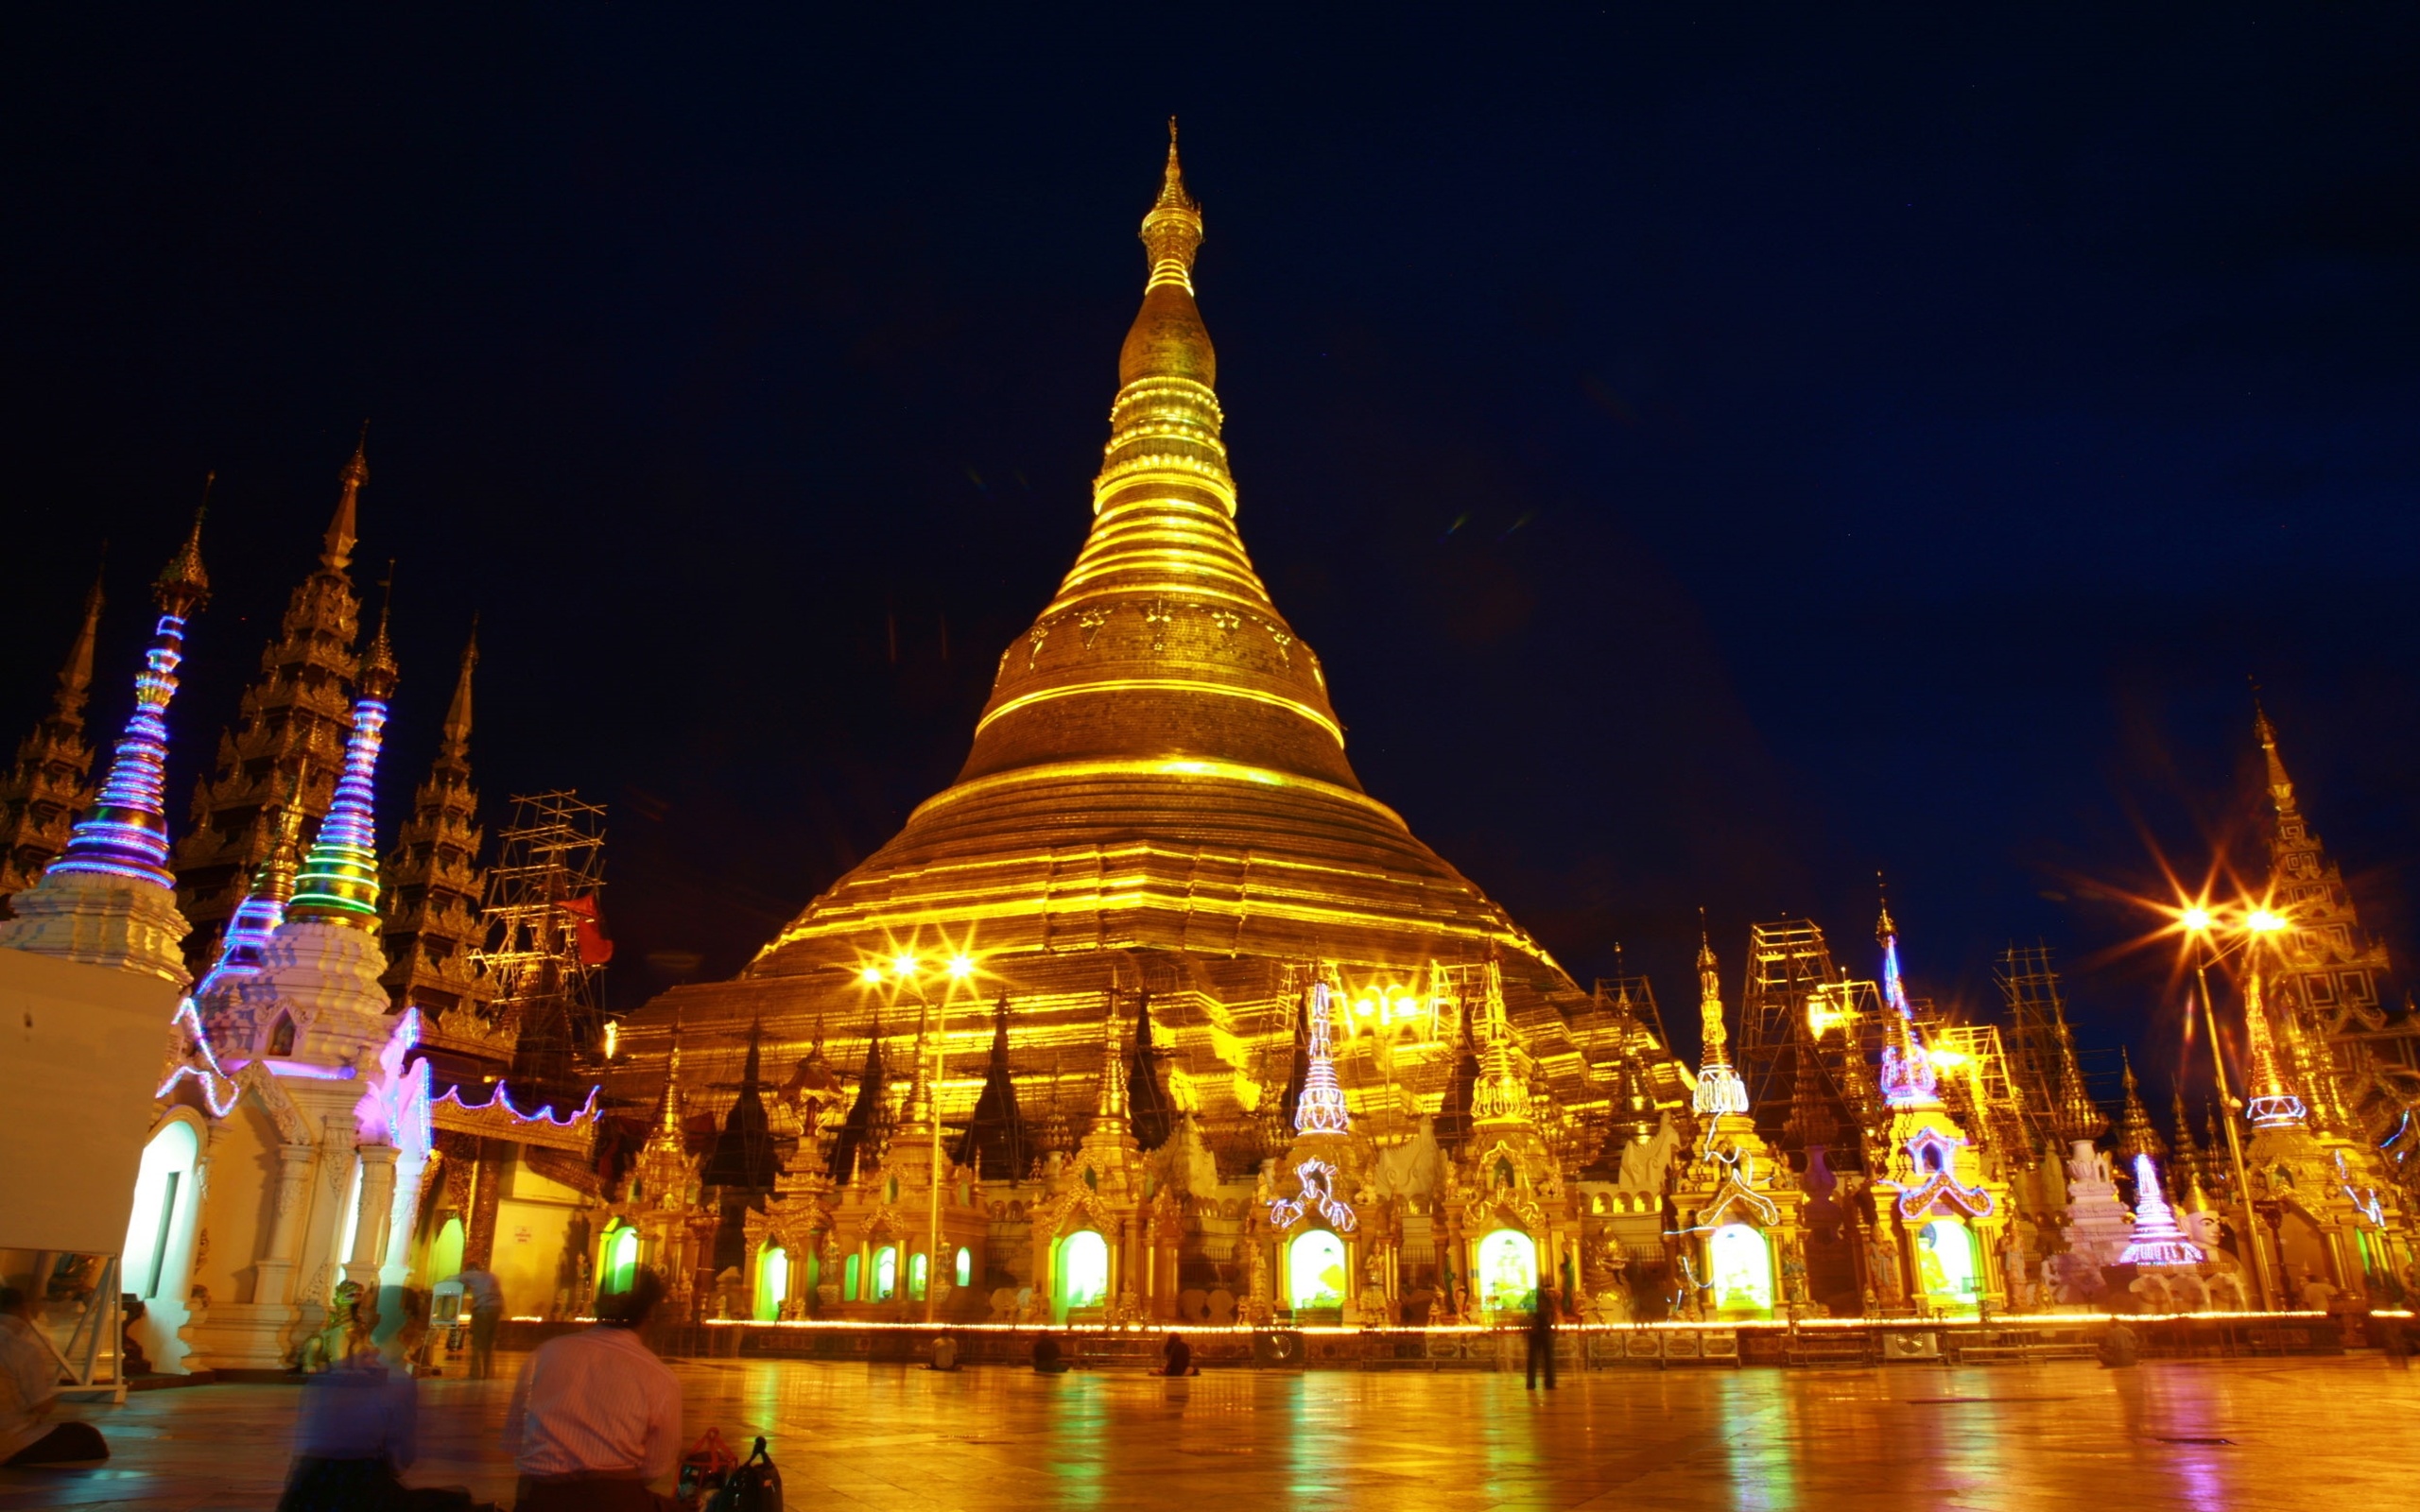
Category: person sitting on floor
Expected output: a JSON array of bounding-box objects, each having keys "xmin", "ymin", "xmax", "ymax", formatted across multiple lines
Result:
[
  {"xmin": 928, "ymin": 1333, "xmax": 960, "ymax": 1372},
  {"xmin": 1031, "ymin": 1334, "xmax": 1069, "ymax": 1374},
  {"xmin": 505, "ymin": 1267, "xmax": 683, "ymax": 1512},
  {"xmin": 1160, "ymin": 1332, "xmax": 1198, "ymax": 1377},
  {"xmin": 0, "ymin": 1285, "xmax": 108, "ymax": 1467}
]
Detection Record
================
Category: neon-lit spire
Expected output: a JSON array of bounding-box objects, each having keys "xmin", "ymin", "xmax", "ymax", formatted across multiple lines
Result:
[
  {"xmin": 1691, "ymin": 923, "xmax": 1749, "ymax": 1117},
  {"xmin": 1876, "ymin": 900, "xmax": 1939, "ymax": 1108},
  {"xmin": 2240, "ymin": 967, "xmax": 2308, "ymax": 1128},
  {"xmin": 195, "ymin": 782, "xmax": 303, "ymax": 998},
  {"xmin": 1293, "ymin": 974, "xmax": 1351, "ymax": 1134},
  {"xmin": 287, "ymin": 592, "xmax": 397, "ymax": 928},
  {"xmin": 48, "ymin": 506, "xmax": 210, "ymax": 889},
  {"xmin": 2118, "ymin": 1153, "xmax": 2207, "ymax": 1268}
]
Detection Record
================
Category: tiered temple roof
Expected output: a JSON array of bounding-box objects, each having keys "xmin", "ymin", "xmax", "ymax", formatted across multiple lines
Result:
[
  {"xmin": 380, "ymin": 630, "xmax": 491, "ymax": 1020},
  {"xmin": 0, "ymin": 572, "xmax": 103, "ymax": 906},
  {"xmin": 172, "ymin": 438, "xmax": 369, "ymax": 971}
]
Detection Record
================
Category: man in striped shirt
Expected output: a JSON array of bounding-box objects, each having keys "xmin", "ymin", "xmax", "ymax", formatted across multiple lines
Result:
[{"xmin": 504, "ymin": 1268, "xmax": 683, "ymax": 1511}]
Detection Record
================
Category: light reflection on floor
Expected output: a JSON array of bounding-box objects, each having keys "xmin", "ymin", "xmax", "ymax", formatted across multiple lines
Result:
[{"xmin": 0, "ymin": 1353, "xmax": 2410, "ymax": 1510}]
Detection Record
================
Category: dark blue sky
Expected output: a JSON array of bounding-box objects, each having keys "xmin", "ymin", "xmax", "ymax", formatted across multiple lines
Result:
[{"xmin": 5, "ymin": 6, "xmax": 2415, "ymax": 1102}]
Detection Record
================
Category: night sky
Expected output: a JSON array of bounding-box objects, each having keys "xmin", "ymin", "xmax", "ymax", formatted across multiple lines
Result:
[{"xmin": 6, "ymin": 8, "xmax": 2416, "ymax": 1104}]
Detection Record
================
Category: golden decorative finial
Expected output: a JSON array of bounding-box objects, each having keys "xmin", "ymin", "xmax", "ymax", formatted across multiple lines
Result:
[
  {"xmin": 323, "ymin": 425, "xmax": 368, "ymax": 572},
  {"xmin": 1139, "ymin": 116, "xmax": 1204, "ymax": 295},
  {"xmin": 360, "ymin": 558, "xmax": 399, "ymax": 693},
  {"xmin": 156, "ymin": 478, "xmax": 212, "ymax": 611}
]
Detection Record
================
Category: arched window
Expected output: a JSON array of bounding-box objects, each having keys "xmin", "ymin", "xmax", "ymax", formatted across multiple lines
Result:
[
  {"xmin": 908, "ymin": 1251, "xmax": 928, "ymax": 1301},
  {"xmin": 954, "ymin": 1247, "xmax": 974, "ymax": 1288},
  {"xmin": 1708, "ymin": 1224, "xmax": 1772, "ymax": 1314},
  {"xmin": 602, "ymin": 1226, "xmax": 639, "ymax": 1297},
  {"xmin": 1057, "ymin": 1230, "xmax": 1110, "ymax": 1317},
  {"xmin": 268, "ymin": 1014, "xmax": 297, "ymax": 1057},
  {"xmin": 1477, "ymin": 1228, "xmax": 1537, "ymax": 1313},
  {"xmin": 1288, "ymin": 1230, "xmax": 1347, "ymax": 1311},
  {"xmin": 873, "ymin": 1246, "xmax": 898, "ymax": 1301},
  {"xmin": 756, "ymin": 1244, "xmax": 789, "ymax": 1322},
  {"xmin": 843, "ymin": 1252, "xmax": 862, "ymax": 1301}
]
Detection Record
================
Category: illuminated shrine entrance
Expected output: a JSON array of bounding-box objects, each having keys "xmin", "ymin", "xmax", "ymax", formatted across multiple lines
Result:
[
  {"xmin": 1057, "ymin": 1230, "xmax": 1110, "ymax": 1319},
  {"xmin": 427, "ymin": 1217, "xmax": 465, "ymax": 1297},
  {"xmin": 1916, "ymin": 1219, "xmax": 1979, "ymax": 1309},
  {"xmin": 1478, "ymin": 1228, "xmax": 1537, "ymax": 1314},
  {"xmin": 755, "ymin": 1245, "xmax": 788, "ymax": 1321},
  {"xmin": 1708, "ymin": 1224, "xmax": 1773, "ymax": 1314},
  {"xmin": 602, "ymin": 1226, "xmax": 639, "ymax": 1297},
  {"xmin": 1288, "ymin": 1230, "xmax": 1348, "ymax": 1312}
]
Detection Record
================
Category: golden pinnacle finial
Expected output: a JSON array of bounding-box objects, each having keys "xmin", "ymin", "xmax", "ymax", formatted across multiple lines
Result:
[
  {"xmin": 360, "ymin": 558, "xmax": 399, "ymax": 694},
  {"xmin": 324, "ymin": 425, "xmax": 367, "ymax": 572},
  {"xmin": 1139, "ymin": 117, "xmax": 1203, "ymax": 295},
  {"xmin": 156, "ymin": 483, "xmax": 212, "ymax": 612}
]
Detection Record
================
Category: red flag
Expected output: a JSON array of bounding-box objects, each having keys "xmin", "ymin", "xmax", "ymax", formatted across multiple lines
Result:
[{"xmin": 562, "ymin": 893, "xmax": 614, "ymax": 965}]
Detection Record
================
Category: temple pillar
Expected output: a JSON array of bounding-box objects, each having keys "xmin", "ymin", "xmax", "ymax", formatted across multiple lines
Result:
[
  {"xmin": 345, "ymin": 1143, "xmax": 400, "ymax": 1288},
  {"xmin": 255, "ymin": 1142, "xmax": 320, "ymax": 1307},
  {"xmin": 464, "ymin": 1139, "xmax": 505, "ymax": 1267}
]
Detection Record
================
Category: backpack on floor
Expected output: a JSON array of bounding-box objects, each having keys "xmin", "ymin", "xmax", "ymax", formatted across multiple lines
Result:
[
  {"xmin": 679, "ymin": 1426, "xmax": 738, "ymax": 1504},
  {"xmin": 706, "ymin": 1435, "xmax": 782, "ymax": 1512}
]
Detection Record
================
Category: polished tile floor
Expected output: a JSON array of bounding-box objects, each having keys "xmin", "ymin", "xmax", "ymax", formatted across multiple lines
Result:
[{"xmin": 2, "ymin": 1351, "xmax": 2411, "ymax": 1510}]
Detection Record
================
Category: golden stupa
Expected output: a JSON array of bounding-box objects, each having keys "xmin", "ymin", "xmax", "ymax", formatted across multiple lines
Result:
[{"xmin": 616, "ymin": 129, "xmax": 1678, "ymax": 1166}]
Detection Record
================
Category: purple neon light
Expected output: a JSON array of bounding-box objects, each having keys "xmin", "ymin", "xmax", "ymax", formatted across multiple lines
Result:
[{"xmin": 50, "ymin": 610, "xmax": 193, "ymax": 888}]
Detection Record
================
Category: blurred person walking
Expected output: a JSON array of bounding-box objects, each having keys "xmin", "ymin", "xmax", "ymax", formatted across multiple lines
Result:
[
  {"xmin": 0, "ymin": 1286, "xmax": 107, "ymax": 1467},
  {"xmin": 278, "ymin": 1287, "xmax": 491, "ymax": 1511},
  {"xmin": 506, "ymin": 1268, "xmax": 683, "ymax": 1511},
  {"xmin": 446, "ymin": 1263, "xmax": 504, "ymax": 1380},
  {"xmin": 1525, "ymin": 1282, "xmax": 1558, "ymax": 1390}
]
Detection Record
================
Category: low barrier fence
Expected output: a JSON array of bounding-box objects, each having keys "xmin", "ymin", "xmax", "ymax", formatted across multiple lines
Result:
[{"xmin": 488, "ymin": 1310, "xmax": 2395, "ymax": 1371}]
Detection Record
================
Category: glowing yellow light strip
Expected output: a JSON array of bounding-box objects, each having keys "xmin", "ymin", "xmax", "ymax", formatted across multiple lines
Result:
[
  {"xmin": 1043, "ymin": 582, "xmax": 1279, "ymax": 617},
  {"xmin": 973, "ymin": 679, "xmax": 1341, "ymax": 745},
  {"xmin": 913, "ymin": 756, "xmax": 1401, "ymax": 832},
  {"xmin": 1092, "ymin": 461, "xmax": 1236, "ymax": 516}
]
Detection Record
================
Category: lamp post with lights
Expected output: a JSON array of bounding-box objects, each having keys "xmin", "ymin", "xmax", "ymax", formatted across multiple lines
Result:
[
  {"xmin": 860, "ymin": 950, "xmax": 979, "ymax": 1323},
  {"xmin": 2177, "ymin": 902, "xmax": 2289, "ymax": 1312}
]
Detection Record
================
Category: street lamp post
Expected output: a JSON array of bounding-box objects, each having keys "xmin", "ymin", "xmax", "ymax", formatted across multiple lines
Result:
[
  {"xmin": 2179, "ymin": 902, "xmax": 2295, "ymax": 1313},
  {"xmin": 2189, "ymin": 936, "xmax": 2273, "ymax": 1311}
]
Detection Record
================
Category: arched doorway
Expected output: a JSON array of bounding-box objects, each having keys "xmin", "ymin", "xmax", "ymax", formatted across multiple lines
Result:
[
  {"xmin": 1708, "ymin": 1224, "xmax": 1773, "ymax": 1314},
  {"xmin": 601, "ymin": 1225, "xmax": 639, "ymax": 1297},
  {"xmin": 122, "ymin": 1119, "xmax": 201, "ymax": 1374},
  {"xmin": 1478, "ymin": 1228, "xmax": 1537, "ymax": 1313},
  {"xmin": 755, "ymin": 1244, "xmax": 789, "ymax": 1321},
  {"xmin": 1288, "ymin": 1230, "xmax": 1348, "ymax": 1311},
  {"xmin": 1916, "ymin": 1219, "xmax": 1978, "ymax": 1308},
  {"xmin": 1055, "ymin": 1229, "xmax": 1110, "ymax": 1319}
]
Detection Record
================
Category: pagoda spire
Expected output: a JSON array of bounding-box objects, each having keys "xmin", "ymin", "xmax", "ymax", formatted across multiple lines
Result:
[
  {"xmin": 287, "ymin": 594, "xmax": 397, "ymax": 928},
  {"xmin": 325, "ymin": 423, "xmax": 367, "ymax": 572},
  {"xmin": 379, "ymin": 625, "xmax": 489, "ymax": 1019},
  {"xmin": 954, "ymin": 993, "xmax": 1032, "ymax": 1179},
  {"xmin": 2113, "ymin": 1050, "xmax": 2167, "ymax": 1166},
  {"xmin": 1127, "ymin": 987, "xmax": 1174, "ymax": 1150},
  {"xmin": 949, "ymin": 124, "xmax": 1357, "ymax": 799},
  {"xmin": 0, "ymin": 564, "xmax": 107, "ymax": 902},
  {"xmin": 1293, "ymin": 972, "xmax": 1353, "ymax": 1134},
  {"xmin": 1093, "ymin": 990, "xmax": 1131, "ymax": 1130},
  {"xmin": 196, "ymin": 777, "xmax": 303, "ymax": 1007},
  {"xmin": 702, "ymin": 1018, "xmax": 778, "ymax": 1192},
  {"xmin": 1691, "ymin": 921, "xmax": 1750, "ymax": 1117},
  {"xmin": 2254, "ymin": 696, "xmax": 2296, "ymax": 818},
  {"xmin": 2169, "ymin": 1086, "xmax": 2205, "ymax": 1191},
  {"xmin": 2240, "ymin": 967, "xmax": 2308, "ymax": 1129},
  {"xmin": 826, "ymin": 1022, "xmax": 889, "ymax": 1181},
  {"xmin": 0, "ymin": 509, "xmax": 208, "ymax": 984},
  {"xmin": 1468, "ymin": 961, "xmax": 1530, "ymax": 1130},
  {"xmin": 1876, "ymin": 901, "xmax": 1940, "ymax": 1108},
  {"xmin": 2117, "ymin": 1153, "xmax": 2206, "ymax": 1267}
]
